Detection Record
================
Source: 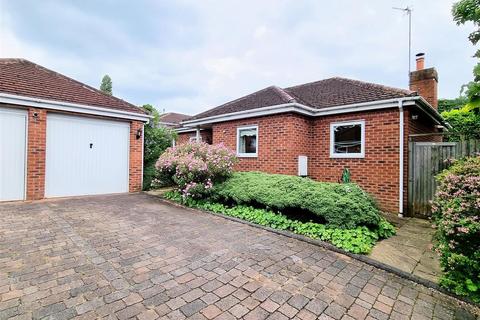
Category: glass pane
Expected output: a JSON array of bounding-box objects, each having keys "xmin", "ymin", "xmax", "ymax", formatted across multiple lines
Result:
[
  {"xmin": 334, "ymin": 124, "xmax": 361, "ymax": 154},
  {"xmin": 239, "ymin": 128, "xmax": 257, "ymax": 154}
]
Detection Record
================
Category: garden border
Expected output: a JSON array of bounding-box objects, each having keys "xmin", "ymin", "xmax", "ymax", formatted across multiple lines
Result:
[{"xmin": 154, "ymin": 194, "xmax": 479, "ymax": 308}]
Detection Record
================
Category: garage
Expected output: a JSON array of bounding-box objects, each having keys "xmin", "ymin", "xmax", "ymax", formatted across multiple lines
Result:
[
  {"xmin": 0, "ymin": 107, "xmax": 27, "ymax": 201},
  {"xmin": 0, "ymin": 58, "xmax": 150, "ymax": 201},
  {"xmin": 46, "ymin": 114, "xmax": 130, "ymax": 197}
]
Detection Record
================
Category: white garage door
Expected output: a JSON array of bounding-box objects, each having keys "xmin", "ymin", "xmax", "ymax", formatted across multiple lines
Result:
[
  {"xmin": 0, "ymin": 108, "xmax": 27, "ymax": 201},
  {"xmin": 46, "ymin": 114, "xmax": 130, "ymax": 197}
]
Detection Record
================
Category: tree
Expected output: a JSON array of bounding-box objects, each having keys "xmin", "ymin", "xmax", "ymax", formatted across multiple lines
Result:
[
  {"xmin": 142, "ymin": 104, "xmax": 176, "ymax": 190},
  {"xmin": 100, "ymin": 75, "xmax": 112, "ymax": 95},
  {"xmin": 438, "ymin": 96, "xmax": 468, "ymax": 113},
  {"xmin": 445, "ymin": 1, "xmax": 480, "ymax": 138}
]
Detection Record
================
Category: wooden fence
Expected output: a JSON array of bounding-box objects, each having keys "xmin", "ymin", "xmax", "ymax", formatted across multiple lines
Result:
[{"xmin": 408, "ymin": 139, "xmax": 480, "ymax": 217}]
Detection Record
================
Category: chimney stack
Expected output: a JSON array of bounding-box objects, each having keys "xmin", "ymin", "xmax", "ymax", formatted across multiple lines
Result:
[{"xmin": 409, "ymin": 53, "xmax": 438, "ymax": 109}]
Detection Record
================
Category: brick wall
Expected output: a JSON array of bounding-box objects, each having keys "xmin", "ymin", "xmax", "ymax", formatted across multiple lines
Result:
[
  {"xmin": 22, "ymin": 107, "xmax": 144, "ymax": 200},
  {"xmin": 177, "ymin": 130, "xmax": 212, "ymax": 145},
  {"xmin": 212, "ymin": 114, "xmax": 312, "ymax": 175},
  {"xmin": 310, "ymin": 109, "xmax": 401, "ymax": 212},
  {"xmin": 26, "ymin": 108, "xmax": 47, "ymax": 200},
  {"xmin": 203, "ymin": 110, "xmax": 403, "ymax": 212},
  {"xmin": 129, "ymin": 121, "xmax": 144, "ymax": 192}
]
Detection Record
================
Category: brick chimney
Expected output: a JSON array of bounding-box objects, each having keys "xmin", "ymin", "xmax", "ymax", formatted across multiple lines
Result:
[{"xmin": 409, "ymin": 53, "xmax": 438, "ymax": 109}]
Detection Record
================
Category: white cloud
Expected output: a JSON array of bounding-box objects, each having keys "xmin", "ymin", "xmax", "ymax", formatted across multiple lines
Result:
[{"xmin": 0, "ymin": 0, "xmax": 476, "ymax": 116}]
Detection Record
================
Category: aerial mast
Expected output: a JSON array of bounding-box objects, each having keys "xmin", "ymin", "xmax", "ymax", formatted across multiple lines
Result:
[{"xmin": 393, "ymin": 6, "xmax": 413, "ymax": 76}]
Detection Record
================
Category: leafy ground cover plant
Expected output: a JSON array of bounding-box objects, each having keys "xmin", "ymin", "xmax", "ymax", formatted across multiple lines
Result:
[
  {"xmin": 210, "ymin": 171, "xmax": 382, "ymax": 229},
  {"xmin": 164, "ymin": 191, "xmax": 395, "ymax": 254},
  {"xmin": 432, "ymin": 156, "xmax": 480, "ymax": 302},
  {"xmin": 156, "ymin": 142, "xmax": 237, "ymax": 198}
]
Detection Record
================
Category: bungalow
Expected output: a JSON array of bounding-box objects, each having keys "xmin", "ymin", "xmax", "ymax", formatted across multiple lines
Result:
[
  {"xmin": 176, "ymin": 53, "xmax": 447, "ymax": 215},
  {"xmin": 0, "ymin": 59, "xmax": 150, "ymax": 201}
]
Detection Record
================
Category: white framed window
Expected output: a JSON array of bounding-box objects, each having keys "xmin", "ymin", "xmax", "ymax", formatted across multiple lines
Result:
[
  {"xmin": 330, "ymin": 120, "xmax": 365, "ymax": 158},
  {"xmin": 189, "ymin": 135, "xmax": 202, "ymax": 142},
  {"xmin": 237, "ymin": 125, "xmax": 258, "ymax": 157}
]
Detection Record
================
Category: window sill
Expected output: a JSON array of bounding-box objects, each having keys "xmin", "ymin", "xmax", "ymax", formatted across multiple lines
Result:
[
  {"xmin": 237, "ymin": 153, "xmax": 258, "ymax": 158},
  {"xmin": 330, "ymin": 154, "xmax": 365, "ymax": 159}
]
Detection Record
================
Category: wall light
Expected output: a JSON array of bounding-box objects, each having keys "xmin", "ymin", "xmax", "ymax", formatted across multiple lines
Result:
[{"xmin": 136, "ymin": 128, "xmax": 143, "ymax": 140}]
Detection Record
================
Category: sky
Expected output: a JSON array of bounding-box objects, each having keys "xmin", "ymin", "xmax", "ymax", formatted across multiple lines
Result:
[{"xmin": 0, "ymin": 0, "xmax": 476, "ymax": 116}]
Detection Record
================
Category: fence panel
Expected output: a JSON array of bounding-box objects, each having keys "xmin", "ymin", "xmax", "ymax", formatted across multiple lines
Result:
[{"xmin": 408, "ymin": 140, "xmax": 480, "ymax": 217}]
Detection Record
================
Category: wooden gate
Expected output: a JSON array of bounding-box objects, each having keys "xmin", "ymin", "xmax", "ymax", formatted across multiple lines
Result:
[{"xmin": 408, "ymin": 139, "xmax": 480, "ymax": 217}]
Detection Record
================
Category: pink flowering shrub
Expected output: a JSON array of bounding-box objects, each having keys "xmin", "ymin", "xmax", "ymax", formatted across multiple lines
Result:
[
  {"xmin": 432, "ymin": 155, "xmax": 480, "ymax": 302},
  {"xmin": 156, "ymin": 142, "xmax": 237, "ymax": 199}
]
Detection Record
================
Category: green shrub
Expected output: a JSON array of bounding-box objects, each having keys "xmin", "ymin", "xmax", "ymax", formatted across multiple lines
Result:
[
  {"xmin": 210, "ymin": 172, "xmax": 382, "ymax": 229},
  {"xmin": 432, "ymin": 156, "xmax": 480, "ymax": 302},
  {"xmin": 164, "ymin": 191, "xmax": 395, "ymax": 254}
]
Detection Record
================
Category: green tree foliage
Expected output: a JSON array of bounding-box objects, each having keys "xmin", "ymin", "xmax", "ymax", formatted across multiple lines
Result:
[
  {"xmin": 142, "ymin": 104, "xmax": 176, "ymax": 190},
  {"xmin": 446, "ymin": 1, "xmax": 480, "ymax": 138},
  {"xmin": 100, "ymin": 75, "xmax": 112, "ymax": 95},
  {"xmin": 438, "ymin": 96, "xmax": 468, "ymax": 113},
  {"xmin": 442, "ymin": 104, "xmax": 480, "ymax": 139}
]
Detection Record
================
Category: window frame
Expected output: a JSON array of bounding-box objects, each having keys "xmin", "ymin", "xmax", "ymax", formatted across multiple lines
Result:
[
  {"xmin": 236, "ymin": 125, "xmax": 258, "ymax": 158},
  {"xmin": 329, "ymin": 120, "xmax": 365, "ymax": 159}
]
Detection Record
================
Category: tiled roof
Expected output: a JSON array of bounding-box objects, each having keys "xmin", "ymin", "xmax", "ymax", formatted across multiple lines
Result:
[
  {"xmin": 158, "ymin": 112, "xmax": 191, "ymax": 124},
  {"xmin": 188, "ymin": 77, "xmax": 416, "ymax": 121},
  {"xmin": 0, "ymin": 58, "xmax": 145, "ymax": 114}
]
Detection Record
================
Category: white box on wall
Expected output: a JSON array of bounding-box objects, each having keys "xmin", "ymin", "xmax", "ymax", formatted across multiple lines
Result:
[{"xmin": 298, "ymin": 155, "xmax": 308, "ymax": 177}]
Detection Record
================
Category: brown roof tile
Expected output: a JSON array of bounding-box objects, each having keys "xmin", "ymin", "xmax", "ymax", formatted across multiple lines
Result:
[
  {"xmin": 158, "ymin": 112, "xmax": 191, "ymax": 124},
  {"xmin": 188, "ymin": 77, "xmax": 416, "ymax": 121},
  {"xmin": 0, "ymin": 58, "xmax": 145, "ymax": 114}
]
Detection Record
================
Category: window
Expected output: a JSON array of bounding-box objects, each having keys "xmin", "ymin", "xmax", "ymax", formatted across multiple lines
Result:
[
  {"xmin": 330, "ymin": 120, "xmax": 365, "ymax": 158},
  {"xmin": 189, "ymin": 135, "xmax": 202, "ymax": 142},
  {"xmin": 237, "ymin": 125, "xmax": 258, "ymax": 157}
]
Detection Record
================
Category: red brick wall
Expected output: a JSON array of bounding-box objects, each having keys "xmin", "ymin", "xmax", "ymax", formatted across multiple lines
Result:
[
  {"xmin": 177, "ymin": 130, "xmax": 212, "ymax": 145},
  {"xmin": 212, "ymin": 114, "xmax": 312, "ymax": 175},
  {"xmin": 129, "ymin": 121, "xmax": 144, "ymax": 192},
  {"xmin": 206, "ymin": 111, "xmax": 403, "ymax": 212},
  {"xmin": 310, "ymin": 109, "xmax": 401, "ymax": 212},
  {"xmin": 22, "ymin": 107, "xmax": 144, "ymax": 200},
  {"xmin": 26, "ymin": 108, "xmax": 47, "ymax": 200}
]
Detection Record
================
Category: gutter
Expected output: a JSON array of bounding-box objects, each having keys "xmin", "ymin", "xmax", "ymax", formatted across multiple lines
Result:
[{"xmin": 0, "ymin": 92, "xmax": 152, "ymax": 122}]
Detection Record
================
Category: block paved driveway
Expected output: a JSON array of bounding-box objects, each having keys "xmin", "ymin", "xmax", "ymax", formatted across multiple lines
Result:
[{"xmin": 0, "ymin": 194, "xmax": 477, "ymax": 320}]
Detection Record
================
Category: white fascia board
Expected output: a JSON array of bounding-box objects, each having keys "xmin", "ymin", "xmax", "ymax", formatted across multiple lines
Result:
[
  {"xmin": 175, "ymin": 127, "xmax": 206, "ymax": 133},
  {"xmin": 180, "ymin": 96, "xmax": 447, "ymax": 129},
  {"xmin": 0, "ymin": 92, "xmax": 152, "ymax": 122},
  {"xmin": 181, "ymin": 103, "xmax": 315, "ymax": 127}
]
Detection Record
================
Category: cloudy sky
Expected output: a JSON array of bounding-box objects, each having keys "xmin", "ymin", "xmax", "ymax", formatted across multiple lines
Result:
[{"xmin": 0, "ymin": 0, "xmax": 475, "ymax": 115}]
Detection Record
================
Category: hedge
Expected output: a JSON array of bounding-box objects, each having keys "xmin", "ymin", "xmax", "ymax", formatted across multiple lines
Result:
[{"xmin": 210, "ymin": 172, "xmax": 382, "ymax": 229}]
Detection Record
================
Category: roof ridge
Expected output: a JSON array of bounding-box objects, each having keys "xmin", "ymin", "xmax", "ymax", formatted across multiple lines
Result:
[
  {"xmin": 285, "ymin": 76, "xmax": 414, "ymax": 95},
  {"xmin": 336, "ymin": 77, "xmax": 415, "ymax": 95},
  {"xmin": 6, "ymin": 59, "xmax": 144, "ymax": 113}
]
